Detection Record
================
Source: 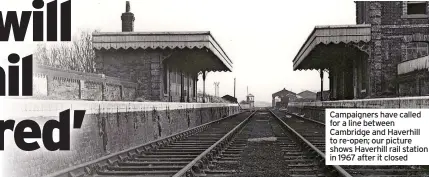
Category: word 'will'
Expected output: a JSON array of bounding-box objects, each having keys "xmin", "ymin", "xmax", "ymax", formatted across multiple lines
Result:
[{"xmin": 0, "ymin": 0, "xmax": 71, "ymax": 41}]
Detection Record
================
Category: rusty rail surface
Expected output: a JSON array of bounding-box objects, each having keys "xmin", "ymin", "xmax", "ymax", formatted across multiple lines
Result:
[
  {"xmin": 269, "ymin": 109, "xmax": 353, "ymax": 177},
  {"xmin": 44, "ymin": 111, "xmax": 246, "ymax": 177},
  {"xmin": 172, "ymin": 111, "xmax": 256, "ymax": 177}
]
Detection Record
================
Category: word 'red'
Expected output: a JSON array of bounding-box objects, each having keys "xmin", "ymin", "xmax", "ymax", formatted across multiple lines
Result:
[
  {"xmin": 0, "ymin": 0, "xmax": 71, "ymax": 41},
  {"xmin": 0, "ymin": 109, "xmax": 85, "ymax": 151}
]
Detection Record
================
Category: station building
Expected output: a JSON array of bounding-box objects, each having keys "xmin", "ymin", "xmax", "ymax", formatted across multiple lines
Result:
[
  {"xmin": 293, "ymin": 1, "xmax": 429, "ymax": 100},
  {"xmin": 272, "ymin": 88, "xmax": 297, "ymax": 108},
  {"xmin": 92, "ymin": 2, "xmax": 233, "ymax": 102}
]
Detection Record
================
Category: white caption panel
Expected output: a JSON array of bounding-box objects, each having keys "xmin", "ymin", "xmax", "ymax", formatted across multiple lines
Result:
[{"xmin": 326, "ymin": 109, "xmax": 429, "ymax": 165}]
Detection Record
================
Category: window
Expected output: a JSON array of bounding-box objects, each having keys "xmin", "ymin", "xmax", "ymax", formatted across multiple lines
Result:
[
  {"xmin": 405, "ymin": 42, "xmax": 429, "ymax": 61},
  {"xmin": 407, "ymin": 2, "xmax": 427, "ymax": 15}
]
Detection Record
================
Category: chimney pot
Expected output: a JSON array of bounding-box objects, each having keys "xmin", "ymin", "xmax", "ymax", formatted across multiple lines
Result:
[
  {"xmin": 121, "ymin": 1, "xmax": 134, "ymax": 32},
  {"xmin": 126, "ymin": 1, "xmax": 130, "ymax": 12}
]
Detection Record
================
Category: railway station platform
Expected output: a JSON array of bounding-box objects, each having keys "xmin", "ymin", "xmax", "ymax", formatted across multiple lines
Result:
[
  {"xmin": 1, "ymin": 99, "xmax": 239, "ymax": 177},
  {"xmin": 287, "ymin": 96, "xmax": 429, "ymax": 123}
]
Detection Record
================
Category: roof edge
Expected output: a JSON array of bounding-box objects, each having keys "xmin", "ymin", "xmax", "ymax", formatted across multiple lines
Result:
[
  {"xmin": 292, "ymin": 24, "xmax": 372, "ymax": 70},
  {"xmin": 93, "ymin": 31, "xmax": 211, "ymax": 36},
  {"xmin": 292, "ymin": 24, "xmax": 371, "ymax": 63}
]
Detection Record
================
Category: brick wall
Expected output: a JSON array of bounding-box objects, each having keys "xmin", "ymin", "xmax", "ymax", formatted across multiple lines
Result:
[
  {"xmin": 95, "ymin": 49, "xmax": 163, "ymax": 101},
  {"xmin": 1, "ymin": 99, "xmax": 240, "ymax": 177},
  {"xmin": 360, "ymin": 2, "xmax": 429, "ymax": 97},
  {"xmin": 33, "ymin": 65, "xmax": 137, "ymax": 101},
  {"xmin": 94, "ymin": 49, "xmax": 200, "ymax": 102},
  {"xmin": 381, "ymin": 1, "xmax": 429, "ymax": 25}
]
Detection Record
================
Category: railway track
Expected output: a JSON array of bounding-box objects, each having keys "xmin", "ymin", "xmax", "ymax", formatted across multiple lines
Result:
[
  {"xmin": 95, "ymin": 110, "xmax": 254, "ymax": 177},
  {"xmin": 46, "ymin": 111, "xmax": 253, "ymax": 177},
  {"xmin": 48, "ymin": 108, "xmax": 427, "ymax": 177},
  {"xmin": 200, "ymin": 110, "xmax": 348, "ymax": 177},
  {"xmin": 50, "ymin": 109, "xmax": 353, "ymax": 177},
  {"xmin": 271, "ymin": 109, "xmax": 429, "ymax": 177}
]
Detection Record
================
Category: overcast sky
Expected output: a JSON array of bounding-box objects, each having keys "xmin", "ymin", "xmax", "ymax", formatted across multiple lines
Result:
[{"xmin": 0, "ymin": 0, "xmax": 356, "ymax": 102}]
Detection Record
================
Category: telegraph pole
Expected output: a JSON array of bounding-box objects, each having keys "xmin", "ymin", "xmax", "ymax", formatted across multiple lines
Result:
[
  {"xmin": 214, "ymin": 82, "xmax": 220, "ymax": 97},
  {"xmin": 234, "ymin": 78, "xmax": 236, "ymax": 98}
]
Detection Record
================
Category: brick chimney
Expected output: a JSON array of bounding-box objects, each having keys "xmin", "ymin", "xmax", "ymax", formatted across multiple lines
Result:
[{"xmin": 121, "ymin": 1, "xmax": 134, "ymax": 32}]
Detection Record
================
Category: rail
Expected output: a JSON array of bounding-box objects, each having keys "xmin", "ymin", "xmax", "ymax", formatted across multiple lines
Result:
[
  {"xmin": 44, "ymin": 111, "xmax": 245, "ymax": 177},
  {"xmin": 269, "ymin": 109, "xmax": 352, "ymax": 177},
  {"xmin": 287, "ymin": 111, "xmax": 325, "ymax": 126},
  {"xmin": 173, "ymin": 111, "xmax": 256, "ymax": 177}
]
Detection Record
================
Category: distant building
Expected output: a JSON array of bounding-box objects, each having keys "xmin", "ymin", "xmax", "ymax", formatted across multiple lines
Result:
[
  {"xmin": 297, "ymin": 90, "xmax": 316, "ymax": 101},
  {"xmin": 222, "ymin": 95, "xmax": 238, "ymax": 103},
  {"xmin": 272, "ymin": 88, "xmax": 296, "ymax": 108},
  {"xmin": 246, "ymin": 94, "xmax": 255, "ymax": 108},
  {"xmin": 293, "ymin": 2, "xmax": 429, "ymax": 100},
  {"xmin": 239, "ymin": 94, "xmax": 255, "ymax": 109}
]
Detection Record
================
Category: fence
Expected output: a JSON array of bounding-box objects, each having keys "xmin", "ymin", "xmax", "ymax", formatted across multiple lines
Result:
[{"xmin": 33, "ymin": 65, "xmax": 138, "ymax": 101}]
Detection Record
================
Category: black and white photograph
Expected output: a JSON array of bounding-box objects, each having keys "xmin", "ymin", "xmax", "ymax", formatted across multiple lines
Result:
[{"xmin": 0, "ymin": 0, "xmax": 429, "ymax": 176}]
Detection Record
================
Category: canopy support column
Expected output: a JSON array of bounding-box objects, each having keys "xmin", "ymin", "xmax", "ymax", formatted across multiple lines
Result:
[
  {"xmin": 187, "ymin": 73, "xmax": 190, "ymax": 102},
  {"xmin": 353, "ymin": 58, "xmax": 358, "ymax": 99},
  {"xmin": 180, "ymin": 71, "xmax": 185, "ymax": 102},
  {"xmin": 194, "ymin": 74, "xmax": 198, "ymax": 102},
  {"xmin": 203, "ymin": 71, "xmax": 207, "ymax": 103},
  {"xmin": 320, "ymin": 69, "xmax": 324, "ymax": 101}
]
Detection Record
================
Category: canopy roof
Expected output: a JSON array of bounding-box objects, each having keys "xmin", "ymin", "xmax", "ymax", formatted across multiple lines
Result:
[
  {"xmin": 92, "ymin": 31, "xmax": 233, "ymax": 71},
  {"xmin": 293, "ymin": 24, "xmax": 371, "ymax": 70}
]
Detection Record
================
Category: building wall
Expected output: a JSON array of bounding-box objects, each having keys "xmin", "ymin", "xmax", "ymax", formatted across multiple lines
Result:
[
  {"xmin": 95, "ymin": 49, "xmax": 160, "ymax": 101},
  {"xmin": 95, "ymin": 49, "xmax": 197, "ymax": 102},
  {"xmin": 2, "ymin": 100, "xmax": 240, "ymax": 177},
  {"xmin": 357, "ymin": 2, "xmax": 429, "ymax": 25},
  {"xmin": 356, "ymin": 1, "xmax": 371, "ymax": 24},
  {"xmin": 380, "ymin": 1, "xmax": 429, "ymax": 25},
  {"xmin": 355, "ymin": 2, "xmax": 429, "ymax": 98}
]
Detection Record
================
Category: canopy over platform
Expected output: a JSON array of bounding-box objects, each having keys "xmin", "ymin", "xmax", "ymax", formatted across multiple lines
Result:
[
  {"xmin": 292, "ymin": 24, "xmax": 372, "ymax": 100},
  {"xmin": 293, "ymin": 24, "xmax": 371, "ymax": 70},
  {"xmin": 92, "ymin": 31, "xmax": 233, "ymax": 72}
]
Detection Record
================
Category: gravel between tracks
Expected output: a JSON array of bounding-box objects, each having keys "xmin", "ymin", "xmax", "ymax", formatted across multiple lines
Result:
[{"xmin": 238, "ymin": 112, "xmax": 289, "ymax": 176}]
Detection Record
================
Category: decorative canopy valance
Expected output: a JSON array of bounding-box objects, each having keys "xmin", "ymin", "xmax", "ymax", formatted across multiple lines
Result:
[
  {"xmin": 93, "ymin": 31, "xmax": 233, "ymax": 71},
  {"xmin": 293, "ymin": 24, "xmax": 371, "ymax": 70}
]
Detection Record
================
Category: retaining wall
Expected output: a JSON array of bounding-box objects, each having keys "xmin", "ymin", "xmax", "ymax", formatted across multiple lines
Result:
[
  {"xmin": 287, "ymin": 96, "xmax": 429, "ymax": 123},
  {"xmin": 0, "ymin": 99, "xmax": 240, "ymax": 177},
  {"xmin": 33, "ymin": 65, "xmax": 138, "ymax": 101}
]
